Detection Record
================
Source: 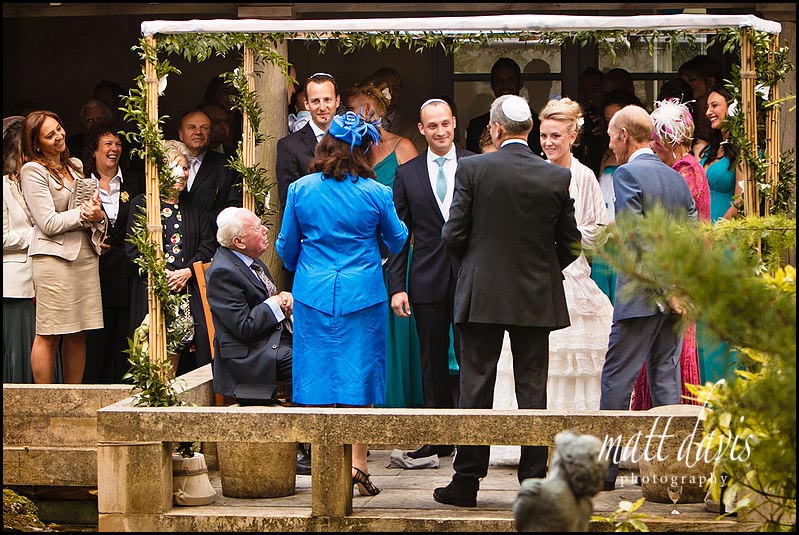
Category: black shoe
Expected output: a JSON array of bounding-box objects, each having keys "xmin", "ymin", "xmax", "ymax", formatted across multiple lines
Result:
[
  {"xmin": 296, "ymin": 445, "xmax": 312, "ymax": 475},
  {"xmin": 407, "ymin": 444, "xmax": 455, "ymax": 459},
  {"xmin": 433, "ymin": 481, "xmax": 477, "ymax": 507},
  {"xmin": 603, "ymin": 480, "xmax": 616, "ymax": 491},
  {"xmin": 296, "ymin": 454, "xmax": 311, "ymax": 475}
]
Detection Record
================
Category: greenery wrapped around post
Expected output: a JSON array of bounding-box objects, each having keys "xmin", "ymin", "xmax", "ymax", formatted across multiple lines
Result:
[{"xmin": 591, "ymin": 207, "xmax": 796, "ymax": 531}]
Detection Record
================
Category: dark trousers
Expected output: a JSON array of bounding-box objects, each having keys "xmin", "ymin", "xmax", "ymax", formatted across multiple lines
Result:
[
  {"xmin": 453, "ymin": 322, "xmax": 550, "ymax": 486},
  {"xmin": 413, "ymin": 297, "xmax": 459, "ymax": 409},
  {"xmin": 85, "ymin": 305, "xmax": 131, "ymax": 384}
]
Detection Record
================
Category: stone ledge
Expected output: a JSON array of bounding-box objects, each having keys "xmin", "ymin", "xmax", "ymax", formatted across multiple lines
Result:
[{"xmin": 3, "ymin": 446, "xmax": 97, "ymax": 486}]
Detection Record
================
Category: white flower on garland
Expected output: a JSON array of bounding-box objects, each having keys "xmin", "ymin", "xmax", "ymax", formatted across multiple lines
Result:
[
  {"xmin": 755, "ymin": 83, "xmax": 770, "ymax": 100},
  {"xmin": 727, "ymin": 99, "xmax": 739, "ymax": 117},
  {"xmin": 158, "ymin": 74, "xmax": 168, "ymax": 96}
]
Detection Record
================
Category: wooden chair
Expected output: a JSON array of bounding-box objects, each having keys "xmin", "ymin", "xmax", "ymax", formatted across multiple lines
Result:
[{"xmin": 192, "ymin": 260, "xmax": 223, "ymax": 406}]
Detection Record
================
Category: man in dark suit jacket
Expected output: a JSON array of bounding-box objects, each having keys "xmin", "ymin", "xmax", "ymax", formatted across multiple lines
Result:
[
  {"xmin": 599, "ymin": 105, "xmax": 697, "ymax": 490},
  {"xmin": 436, "ymin": 95, "xmax": 582, "ymax": 508},
  {"xmin": 206, "ymin": 207, "xmax": 293, "ymax": 402},
  {"xmin": 465, "ymin": 57, "xmax": 542, "ymax": 157},
  {"xmin": 276, "ymin": 73, "xmax": 341, "ymax": 211},
  {"xmin": 178, "ymin": 109, "xmax": 241, "ymax": 235},
  {"xmin": 387, "ymin": 98, "xmax": 474, "ymax": 460},
  {"xmin": 276, "ymin": 72, "xmax": 341, "ymax": 293}
]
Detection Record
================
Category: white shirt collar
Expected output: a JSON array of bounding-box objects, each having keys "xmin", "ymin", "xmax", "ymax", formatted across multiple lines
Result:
[
  {"xmin": 426, "ymin": 145, "xmax": 457, "ymax": 163},
  {"xmin": 501, "ymin": 139, "xmax": 528, "ymax": 148},
  {"xmin": 629, "ymin": 147, "xmax": 654, "ymax": 162},
  {"xmin": 309, "ymin": 120, "xmax": 325, "ymax": 140}
]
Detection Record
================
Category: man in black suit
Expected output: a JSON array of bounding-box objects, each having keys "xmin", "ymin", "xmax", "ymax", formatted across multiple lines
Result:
[
  {"xmin": 206, "ymin": 206, "xmax": 293, "ymax": 402},
  {"xmin": 276, "ymin": 72, "xmax": 341, "ymax": 211},
  {"xmin": 177, "ymin": 109, "xmax": 241, "ymax": 234},
  {"xmin": 387, "ymin": 98, "xmax": 474, "ymax": 460},
  {"xmin": 436, "ymin": 95, "xmax": 582, "ymax": 507},
  {"xmin": 465, "ymin": 57, "xmax": 542, "ymax": 157}
]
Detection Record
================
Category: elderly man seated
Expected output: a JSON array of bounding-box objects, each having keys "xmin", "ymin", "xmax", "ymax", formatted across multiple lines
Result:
[{"xmin": 205, "ymin": 207, "xmax": 310, "ymax": 473}]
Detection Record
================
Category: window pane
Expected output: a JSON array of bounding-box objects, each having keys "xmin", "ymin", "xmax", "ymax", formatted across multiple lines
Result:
[{"xmin": 453, "ymin": 41, "xmax": 561, "ymax": 146}]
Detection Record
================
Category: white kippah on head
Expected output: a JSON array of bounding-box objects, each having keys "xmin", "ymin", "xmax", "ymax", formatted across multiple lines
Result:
[
  {"xmin": 502, "ymin": 96, "xmax": 532, "ymax": 122},
  {"xmin": 420, "ymin": 98, "xmax": 448, "ymax": 111},
  {"xmin": 216, "ymin": 207, "xmax": 241, "ymax": 230}
]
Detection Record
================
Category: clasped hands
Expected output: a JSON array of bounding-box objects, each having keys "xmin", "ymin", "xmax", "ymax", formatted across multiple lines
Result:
[
  {"xmin": 165, "ymin": 267, "xmax": 192, "ymax": 292},
  {"xmin": 80, "ymin": 191, "xmax": 105, "ymax": 224},
  {"xmin": 268, "ymin": 291, "xmax": 293, "ymax": 315}
]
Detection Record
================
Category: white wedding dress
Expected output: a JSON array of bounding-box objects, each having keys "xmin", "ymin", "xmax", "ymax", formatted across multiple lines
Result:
[{"xmin": 490, "ymin": 157, "xmax": 612, "ymax": 466}]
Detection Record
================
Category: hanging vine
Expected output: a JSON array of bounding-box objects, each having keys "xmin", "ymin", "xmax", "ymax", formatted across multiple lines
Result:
[{"xmin": 711, "ymin": 28, "xmax": 796, "ymax": 217}]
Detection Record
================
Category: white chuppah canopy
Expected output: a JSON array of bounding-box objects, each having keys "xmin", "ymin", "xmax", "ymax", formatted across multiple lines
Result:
[{"xmin": 141, "ymin": 13, "xmax": 781, "ymax": 36}]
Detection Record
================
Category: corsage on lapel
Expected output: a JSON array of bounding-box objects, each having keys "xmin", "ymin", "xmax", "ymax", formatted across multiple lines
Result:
[{"xmin": 120, "ymin": 191, "xmax": 130, "ymax": 203}]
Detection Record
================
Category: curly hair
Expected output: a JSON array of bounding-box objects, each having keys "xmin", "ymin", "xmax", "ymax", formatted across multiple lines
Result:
[
  {"xmin": 345, "ymin": 77, "xmax": 391, "ymax": 122},
  {"xmin": 81, "ymin": 120, "xmax": 122, "ymax": 178}
]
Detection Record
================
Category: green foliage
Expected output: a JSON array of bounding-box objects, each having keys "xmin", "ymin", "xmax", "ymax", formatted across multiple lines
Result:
[
  {"xmin": 711, "ymin": 30, "xmax": 796, "ymax": 219},
  {"xmin": 591, "ymin": 497, "xmax": 652, "ymax": 532},
  {"xmin": 593, "ymin": 207, "xmax": 796, "ymax": 530},
  {"xmin": 122, "ymin": 315, "xmax": 183, "ymax": 408},
  {"xmin": 3, "ymin": 489, "xmax": 48, "ymax": 532}
]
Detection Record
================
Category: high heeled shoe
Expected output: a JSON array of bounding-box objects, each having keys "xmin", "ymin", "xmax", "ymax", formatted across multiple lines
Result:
[{"xmin": 352, "ymin": 466, "xmax": 381, "ymax": 496}]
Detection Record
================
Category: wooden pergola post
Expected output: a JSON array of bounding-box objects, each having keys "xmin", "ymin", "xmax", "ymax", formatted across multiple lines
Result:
[
  {"xmin": 764, "ymin": 35, "xmax": 781, "ymax": 215},
  {"xmin": 252, "ymin": 38, "xmax": 289, "ymax": 290},
  {"xmin": 241, "ymin": 45, "xmax": 256, "ymax": 213},
  {"xmin": 740, "ymin": 28, "xmax": 760, "ymax": 216},
  {"xmin": 144, "ymin": 35, "xmax": 168, "ymax": 377}
]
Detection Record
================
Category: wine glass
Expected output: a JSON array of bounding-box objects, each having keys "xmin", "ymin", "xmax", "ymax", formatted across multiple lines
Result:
[{"xmin": 668, "ymin": 483, "xmax": 683, "ymax": 515}]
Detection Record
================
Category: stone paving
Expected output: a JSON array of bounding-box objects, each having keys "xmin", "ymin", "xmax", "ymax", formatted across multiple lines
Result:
[{"xmin": 190, "ymin": 448, "xmax": 752, "ymax": 532}]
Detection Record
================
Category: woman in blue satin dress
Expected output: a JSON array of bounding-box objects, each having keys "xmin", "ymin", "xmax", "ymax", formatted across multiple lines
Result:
[
  {"xmin": 345, "ymin": 77, "xmax": 424, "ymax": 408},
  {"xmin": 697, "ymin": 85, "xmax": 743, "ymax": 383},
  {"xmin": 277, "ymin": 111, "xmax": 408, "ymax": 495}
]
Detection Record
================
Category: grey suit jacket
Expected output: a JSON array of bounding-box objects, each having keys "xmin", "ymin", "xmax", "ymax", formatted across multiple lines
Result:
[
  {"xmin": 442, "ymin": 142, "xmax": 581, "ymax": 328},
  {"xmin": 612, "ymin": 152, "xmax": 697, "ymax": 321}
]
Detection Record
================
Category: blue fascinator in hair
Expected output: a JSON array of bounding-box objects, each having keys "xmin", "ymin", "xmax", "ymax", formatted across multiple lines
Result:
[{"xmin": 328, "ymin": 111, "xmax": 380, "ymax": 153}]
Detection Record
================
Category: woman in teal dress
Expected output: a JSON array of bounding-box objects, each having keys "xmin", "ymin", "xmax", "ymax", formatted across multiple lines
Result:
[
  {"xmin": 346, "ymin": 76, "xmax": 424, "ymax": 407},
  {"xmin": 697, "ymin": 85, "xmax": 743, "ymax": 383}
]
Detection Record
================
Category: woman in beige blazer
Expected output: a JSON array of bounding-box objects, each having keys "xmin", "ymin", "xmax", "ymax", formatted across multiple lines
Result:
[
  {"xmin": 19, "ymin": 111, "xmax": 107, "ymax": 384},
  {"xmin": 4, "ymin": 116, "xmax": 57, "ymax": 382}
]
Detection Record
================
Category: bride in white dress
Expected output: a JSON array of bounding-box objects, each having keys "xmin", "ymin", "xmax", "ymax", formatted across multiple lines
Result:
[{"xmin": 491, "ymin": 98, "xmax": 613, "ymax": 466}]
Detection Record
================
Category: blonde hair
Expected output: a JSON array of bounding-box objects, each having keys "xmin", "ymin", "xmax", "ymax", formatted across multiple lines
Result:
[
  {"xmin": 539, "ymin": 97, "xmax": 584, "ymax": 136},
  {"xmin": 346, "ymin": 77, "xmax": 390, "ymax": 122},
  {"xmin": 163, "ymin": 140, "xmax": 190, "ymax": 164}
]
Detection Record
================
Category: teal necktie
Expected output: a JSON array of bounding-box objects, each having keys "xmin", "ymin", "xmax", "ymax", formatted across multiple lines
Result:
[{"xmin": 435, "ymin": 156, "xmax": 448, "ymax": 202}]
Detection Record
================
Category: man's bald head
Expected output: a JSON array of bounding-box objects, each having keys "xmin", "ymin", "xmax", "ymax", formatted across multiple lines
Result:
[{"xmin": 608, "ymin": 104, "xmax": 653, "ymax": 144}]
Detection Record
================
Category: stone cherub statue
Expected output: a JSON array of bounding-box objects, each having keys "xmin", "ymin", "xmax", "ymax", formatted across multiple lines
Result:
[{"xmin": 513, "ymin": 430, "xmax": 609, "ymax": 532}]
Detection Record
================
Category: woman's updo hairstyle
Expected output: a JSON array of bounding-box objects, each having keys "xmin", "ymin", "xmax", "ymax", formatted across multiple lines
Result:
[{"xmin": 539, "ymin": 97, "xmax": 584, "ymax": 136}]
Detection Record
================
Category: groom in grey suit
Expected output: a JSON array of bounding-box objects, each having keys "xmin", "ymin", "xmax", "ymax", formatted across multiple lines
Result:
[
  {"xmin": 435, "ymin": 95, "xmax": 581, "ymax": 507},
  {"xmin": 599, "ymin": 105, "xmax": 697, "ymax": 489}
]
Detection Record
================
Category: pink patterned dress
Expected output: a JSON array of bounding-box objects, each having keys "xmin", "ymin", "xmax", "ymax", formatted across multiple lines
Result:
[{"xmin": 631, "ymin": 153, "xmax": 710, "ymax": 409}]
